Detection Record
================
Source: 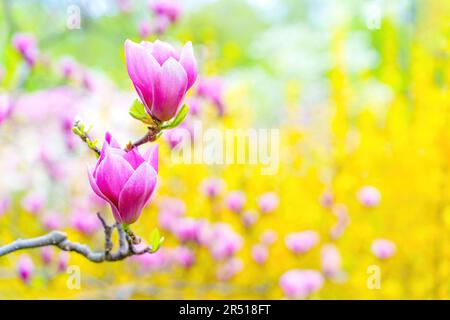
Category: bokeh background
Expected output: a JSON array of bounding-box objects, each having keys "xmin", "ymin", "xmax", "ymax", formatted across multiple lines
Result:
[{"xmin": 1, "ymin": 0, "xmax": 450, "ymax": 299}]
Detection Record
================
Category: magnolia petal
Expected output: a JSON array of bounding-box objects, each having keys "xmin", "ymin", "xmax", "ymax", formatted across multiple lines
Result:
[
  {"xmin": 151, "ymin": 40, "xmax": 179, "ymax": 65},
  {"xmin": 179, "ymin": 41, "xmax": 197, "ymax": 90},
  {"xmin": 118, "ymin": 162, "xmax": 157, "ymax": 224},
  {"xmin": 105, "ymin": 132, "xmax": 120, "ymax": 148},
  {"xmin": 95, "ymin": 150, "xmax": 134, "ymax": 207},
  {"xmin": 144, "ymin": 144, "xmax": 159, "ymax": 173},
  {"xmin": 97, "ymin": 132, "xmax": 121, "ymax": 173},
  {"xmin": 88, "ymin": 167, "xmax": 121, "ymax": 221},
  {"xmin": 125, "ymin": 39, "xmax": 159, "ymax": 110},
  {"xmin": 151, "ymin": 58, "xmax": 187, "ymax": 121},
  {"xmin": 124, "ymin": 147, "xmax": 145, "ymax": 170}
]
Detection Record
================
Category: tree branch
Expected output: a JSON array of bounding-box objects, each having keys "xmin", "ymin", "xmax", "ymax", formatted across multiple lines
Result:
[
  {"xmin": 0, "ymin": 214, "xmax": 154, "ymax": 263},
  {"xmin": 127, "ymin": 127, "xmax": 161, "ymax": 151}
]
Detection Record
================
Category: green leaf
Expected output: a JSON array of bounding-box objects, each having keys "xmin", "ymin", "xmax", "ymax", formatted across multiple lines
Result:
[
  {"xmin": 129, "ymin": 100, "xmax": 155, "ymax": 125},
  {"xmin": 161, "ymin": 104, "xmax": 189, "ymax": 129},
  {"xmin": 150, "ymin": 227, "xmax": 162, "ymax": 253}
]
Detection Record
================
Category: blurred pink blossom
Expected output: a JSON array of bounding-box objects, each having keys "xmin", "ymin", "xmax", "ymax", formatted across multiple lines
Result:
[
  {"xmin": 174, "ymin": 246, "xmax": 195, "ymax": 269},
  {"xmin": 58, "ymin": 56, "xmax": 78, "ymax": 79},
  {"xmin": 42, "ymin": 212, "xmax": 62, "ymax": 231},
  {"xmin": 153, "ymin": 16, "xmax": 171, "ymax": 35},
  {"xmin": 200, "ymin": 177, "xmax": 225, "ymax": 199},
  {"xmin": 209, "ymin": 223, "xmax": 243, "ymax": 261},
  {"xmin": 117, "ymin": 0, "xmax": 133, "ymax": 13},
  {"xmin": 71, "ymin": 208, "xmax": 101, "ymax": 236},
  {"xmin": 225, "ymin": 191, "xmax": 245, "ymax": 213},
  {"xmin": 321, "ymin": 244, "xmax": 342, "ymax": 279},
  {"xmin": 57, "ymin": 252, "xmax": 69, "ymax": 272},
  {"xmin": 21, "ymin": 192, "xmax": 45, "ymax": 215},
  {"xmin": 12, "ymin": 33, "xmax": 39, "ymax": 66},
  {"xmin": 41, "ymin": 247, "xmax": 54, "ymax": 266},
  {"xmin": 357, "ymin": 185, "xmax": 381, "ymax": 208},
  {"xmin": 0, "ymin": 94, "xmax": 13, "ymax": 126},
  {"xmin": 149, "ymin": 0, "xmax": 182, "ymax": 22},
  {"xmin": 0, "ymin": 196, "xmax": 10, "ymax": 217},
  {"xmin": 133, "ymin": 248, "xmax": 168, "ymax": 272},
  {"xmin": 320, "ymin": 190, "xmax": 334, "ymax": 208},
  {"xmin": 371, "ymin": 239, "xmax": 396, "ymax": 260},
  {"xmin": 216, "ymin": 258, "xmax": 243, "ymax": 281},
  {"xmin": 187, "ymin": 97, "xmax": 202, "ymax": 116},
  {"xmin": 251, "ymin": 244, "xmax": 268, "ymax": 265},
  {"xmin": 285, "ymin": 230, "xmax": 320, "ymax": 255},
  {"xmin": 279, "ymin": 269, "xmax": 324, "ymax": 299},
  {"xmin": 138, "ymin": 20, "xmax": 152, "ymax": 38},
  {"xmin": 241, "ymin": 210, "xmax": 258, "ymax": 229},
  {"xmin": 172, "ymin": 217, "xmax": 205, "ymax": 244},
  {"xmin": 158, "ymin": 197, "xmax": 186, "ymax": 231},
  {"xmin": 257, "ymin": 192, "xmax": 279, "ymax": 214},
  {"xmin": 260, "ymin": 230, "xmax": 277, "ymax": 246},
  {"xmin": 197, "ymin": 77, "xmax": 225, "ymax": 116},
  {"xmin": 17, "ymin": 255, "xmax": 34, "ymax": 284}
]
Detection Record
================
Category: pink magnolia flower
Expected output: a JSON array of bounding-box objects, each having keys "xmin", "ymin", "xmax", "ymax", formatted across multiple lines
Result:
[
  {"xmin": 258, "ymin": 192, "xmax": 279, "ymax": 214},
  {"xmin": 57, "ymin": 252, "xmax": 70, "ymax": 272},
  {"xmin": 371, "ymin": 239, "xmax": 396, "ymax": 260},
  {"xmin": 260, "ymin": 230, "xmax": 277, "ymax": 246},
  {"xmin": 71, "ymin": 208, "xmax": 101, "ymax": 236},
  {"xmin": 197, "ymin": 77, "xmax": 225, "ymax": 116},
  {"xmin": 41, "ymin": 247, "xmax": 54, "ymax": 266},
  {"xmin": 174, "ymin": 246, "xmax": 195, "ymax": 269},
  {"xmin": 225, "ymin": 191, "xmax": 245, "ymax": 213},
  {"xmin": 279, "ymin": 269, "xmax": 324, "ymax": 299},
  {"xmin": 125, "ymin": 39, "xmax": 197, "ymax": 121},
  {"xmin": 0, "ymin": 94, "xmax": 13, "ymax": 126},
  {"xmin": 88, "ymin": 132, "xmax": 158, "ymax": 225},
  {"xmin": 251, "ymin": 244, "xmax": 268, "ymax": 265},
  {"xmin": 150, "ymin": 0, "xmax": 181, "ymax": 22},
  {"xmin": 285, "ymin": 230, "xmax": 320, "ymax": 255},
  {"xmin": 12, "ymin": 33, "xmax": 39, "ymax": 66},
  {"xmin": 138, "ymin": 20, "xmax": 152, "ymax": 38},
  {"xmin": 21, "ymin": 192, "xmax": 45, "ymax": 215},
  {"xmin": 17, "ymin": 255, "xmax": 34, "ymax": 284},
  {"xmin": 200, "ymin": 177, "xmax": 225, "ymax": 199},
  {"xmin": 321, "ymin": 244, "xmax": 342, "ymax": 278},
  {"xmin": 357, "ymin": 185, "xmax": 381, "ymax": 208},
  {"xmin": 216, "ymin": 258, "xmax": 243, "ymax": 281}
]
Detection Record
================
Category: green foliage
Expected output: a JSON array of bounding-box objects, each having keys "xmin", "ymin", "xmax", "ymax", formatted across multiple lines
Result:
[
  {"xmin": 149, "ymin": 228, "xmax": 164, "ymax": 253},
  {"xmin": 129, "ymin": 100, "xmax": 155, "ymax": 125},
  {"xmin": 161, "ymin": 104, "xmax": 189, "ymax": 130}
]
